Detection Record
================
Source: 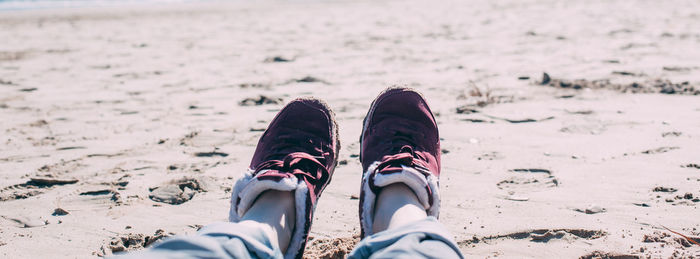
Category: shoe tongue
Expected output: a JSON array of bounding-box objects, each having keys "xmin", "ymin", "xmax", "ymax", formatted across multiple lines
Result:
[{"xmin": 398, "ymin": 145, "xmax": 414, "ymax": 155}]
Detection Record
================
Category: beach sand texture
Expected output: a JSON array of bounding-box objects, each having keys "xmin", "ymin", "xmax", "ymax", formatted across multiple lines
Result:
[{"xmin": 1, "ymin": 0, "xmax": 699, "ymax": 258}]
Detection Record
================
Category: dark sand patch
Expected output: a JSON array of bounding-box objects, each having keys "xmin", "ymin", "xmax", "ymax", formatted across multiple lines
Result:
[
  {"xmin": 458, "ymin": 229, "xmax": 606, "ymax": 246},
  {"xmin": 292, "ymin": 76, "xmax": 329, "ymax": 84},
  {"xmin": 661, "ymin": 131, "xmax": 682, "ymax": 137},
  {"xmin": 0, "ymin": 79, "xmax": 17, "ymax": 85},
  {"xmin": 682, "ymin": 163, "xmax": 699, "ymax": 170},
  {"xmin": 537, "ymin": 73, "xmax": 700, "ymax": 95},
  {"xmin": 193, "ymin": 151, "xmax": 229, "ymax": 157},
  {"xmin": 264, "ymin": 56, "xmax": 294, "ymax": 62},
  {"xmin": 641, "ymin": 146, "xmax": 679, "ymax": 154},
  {"xmin": 239, "ymin": 95, "xmax": 283, "ymax": 106},
  {"xmin": 653, "ymin": 186, "xmax": 677, "ymax": 193},
  {"xmin": 28, "ymin": 177, "xmax": 79, "ymax": 186},
  {"xmin": 650, "ymin": 186, "xmax": 699, "ymax": 205},
  {"xmin": 579, "ymin": 251, "xmax": 640, "ymax": 259}
]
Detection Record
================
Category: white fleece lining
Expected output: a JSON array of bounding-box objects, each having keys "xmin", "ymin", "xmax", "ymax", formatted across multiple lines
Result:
[
  {"xmin": 374, "ymin": 164, "xmax": 431, "ymax": 209},
  {"xmin": 286, "ymin": 184, "xmax": 308, "ymax": 259},
  {"xmin": 229, "ymin": 169, "xmax": 310, "ymax": 259},
  {"xmin": 360, "ymin": 161, "xmax": 441, "ymax": 237},
  {"xmin": 360, "ymin": 162, "xmax": 379, "ymax": 237}
]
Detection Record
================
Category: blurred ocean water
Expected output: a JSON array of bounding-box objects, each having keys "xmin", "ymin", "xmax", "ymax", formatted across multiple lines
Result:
[{"xmin": 0, "ymin": 0, "xmax": 200, "ymax": 11}]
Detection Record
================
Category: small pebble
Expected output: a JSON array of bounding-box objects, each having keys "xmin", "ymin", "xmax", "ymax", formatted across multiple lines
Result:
[{"xmin": 52, "ymin": 208, "xmax": 69, "ymax": 216}]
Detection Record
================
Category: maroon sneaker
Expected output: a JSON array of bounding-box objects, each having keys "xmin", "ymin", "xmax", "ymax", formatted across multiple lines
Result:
[
  {"xmin": 229, "ymin": 98, "xmax": 339, "ymax": 259},
  {"xmin": 359, "ymin": 87, "xmax": 441, "ymax": 238}
]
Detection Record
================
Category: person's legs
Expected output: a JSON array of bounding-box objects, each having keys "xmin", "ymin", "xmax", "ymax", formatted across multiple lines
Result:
[
  {"xmin": 229, "ymin": 97, "xmax": 339, "ymax": 259},
  {"xmin": 351, "ymin": 87, "xmax": 463, "ymax": 259},
  {"xmin": 112, "ymin": 98, "xmax": 338, "ymax": 259}
]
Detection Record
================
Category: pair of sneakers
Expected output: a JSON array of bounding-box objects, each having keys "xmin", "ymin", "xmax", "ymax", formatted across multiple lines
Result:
[{"xmin": 229, "ymin": 87, "xmax": 442, "ymax": 259}]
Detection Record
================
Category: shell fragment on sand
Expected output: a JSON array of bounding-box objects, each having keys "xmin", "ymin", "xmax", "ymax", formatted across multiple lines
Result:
[{"xmin": 505, "ymin": 195, "xmax": 529, "ymax": 201}]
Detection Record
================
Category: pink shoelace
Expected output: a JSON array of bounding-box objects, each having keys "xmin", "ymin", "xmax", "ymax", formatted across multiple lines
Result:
[
  {"xmin": 254, "ymin": 152, "xmax": 330, "ymax": 185},
  {"xmin": 374, "ymin": 145, "xmax": 431, "ymax": 176}
]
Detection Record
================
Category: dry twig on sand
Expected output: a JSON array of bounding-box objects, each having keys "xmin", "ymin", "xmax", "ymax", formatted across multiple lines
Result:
[
  {"xmin": 661, "ymin": 225, "xmax": 700, "ymax": 246},
  {"xmin": 456, "ymin": 83, "xmax": 514, "ymax": 114}
]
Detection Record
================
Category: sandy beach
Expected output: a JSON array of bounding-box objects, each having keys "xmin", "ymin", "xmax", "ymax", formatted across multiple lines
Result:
[{"xmin": 1, "ymin": 0, "xmax": 699, "ymax": 258}]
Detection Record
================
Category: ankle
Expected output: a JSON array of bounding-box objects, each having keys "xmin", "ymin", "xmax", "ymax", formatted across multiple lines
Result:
[
  {"xmin": 372, "ymin": 183, "xmax": 427, "ymax": 233},
  {"xmin": 240, "ymin": 190, "xmax": 295, "ymax": 253}
]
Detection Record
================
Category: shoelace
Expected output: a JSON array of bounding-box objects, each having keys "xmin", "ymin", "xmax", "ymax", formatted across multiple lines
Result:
[
  {"xmin": 254, "ymin": 152, "xmax": 330, "ymax": 186},
  {"xmin": 374, "ymin": 145, "xmax": 430, "ymax": 176}
]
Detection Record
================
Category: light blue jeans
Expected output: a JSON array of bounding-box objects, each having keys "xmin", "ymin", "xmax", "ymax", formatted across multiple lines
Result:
[{"xmin": 113, "ymin": 217, "xmax": 463, "ymax": 259}]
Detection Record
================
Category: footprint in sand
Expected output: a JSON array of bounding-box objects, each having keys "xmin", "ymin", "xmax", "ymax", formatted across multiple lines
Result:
[
  {"xmin": 496, "ymin": 168, "xmax": 559, "ymax": 194},
  {"xmin": 97, "ymin": 229, "xmax": 174, "ymax": 257},
  {"xmin": 79, "ymin": 189, "xmax": 123, "ymax": 205},
  {"xmin": 0, "ymin": 159, "xmax": 86, "ymax": 201},
  {"xmin": 148, "ymin": 177, "xmax": 216, "ymax": 205},
  {"xmin": 303, "ymin": 235, "xmax": 360, "ymax": 259},
  {"xmin": 458, "ymin": 229, "xmax": 606, "ymax": 247},
  {"xmin": 0, "ymin": 176, "xmax": 79, "ymax": 202},
  {"xmin": 635, "ymin": 231, "xmax": 700, "ymax": 257}
]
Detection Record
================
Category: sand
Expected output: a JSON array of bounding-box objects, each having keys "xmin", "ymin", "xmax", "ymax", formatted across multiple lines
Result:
[{"xmin": 0, "ymin": 0, "xmax": 699, "ymax": 258}]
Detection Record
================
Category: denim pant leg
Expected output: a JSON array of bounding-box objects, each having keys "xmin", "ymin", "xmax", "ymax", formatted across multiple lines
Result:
[
  {"xmin": 110, "ymin": 222, "xmax": 284, "ymax": 259},
  {"xmin": 348, "ymin": 217, "xmax": 464, "ymax": 259}
]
